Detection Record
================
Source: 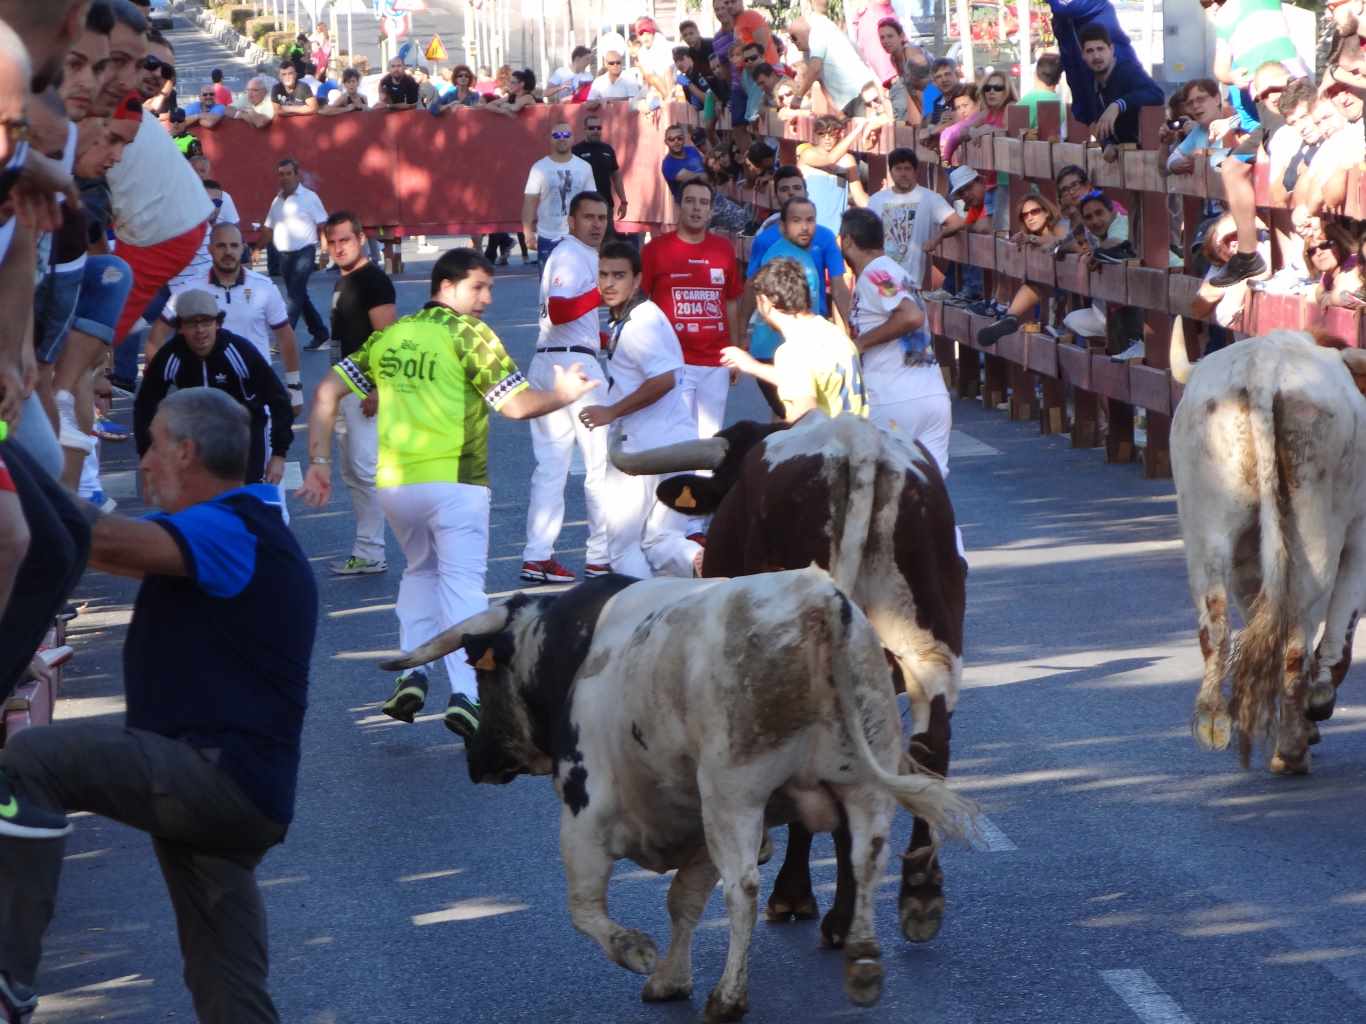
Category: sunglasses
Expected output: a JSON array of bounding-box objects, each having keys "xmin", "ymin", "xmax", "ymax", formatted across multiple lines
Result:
[
  {"xmin": 550, "ymin": 129, "xmax": 573, "ymax": 139},
  {"xmin": 982, "ymin": 83, "xmax": 1006, "ymax": 92},
  {"xmin": 585, "ymin": 123, "xmax": 602, "ymax": 130},
  {"xmin": 1021, "ymin": 206, "xmax": 1045, "ymax": 217},
  {"xmin": 141, "ymin": 55, "xmax": 172, "ymax": 74},
  {"xmin": 1308, "ymin": 240, "xmax": 1335, "ymax": 254},
  {"xmin": 605, "ymin": 60, "xmax": 623, "ymax": 66}
]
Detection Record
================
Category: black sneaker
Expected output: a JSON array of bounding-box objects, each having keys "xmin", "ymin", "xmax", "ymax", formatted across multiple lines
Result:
[
  {"xmin": 444, "ymin": 694, "xmax": 479, "ymax": 741},
  {"xmin": 0, "ymin": 773, "xmax": 71, "ymax": 841},
  {"xmin": 382, "ymin": 670, "xmax": 428, "ymax": 724},
  {"xmin": 0, "ymin": 972, "xmax": 36, "ymax": 1024},
  {"xmin": 977, "ymin": 315, "xmax": 1020, "ymax": 348},
  {"xmin": 1092, "ymin": 241, "xmax": 1138, "ymax": 265},
  {"xmin": 1208, "ymin": 249, "xmax": 1268, "ymax": 288}
]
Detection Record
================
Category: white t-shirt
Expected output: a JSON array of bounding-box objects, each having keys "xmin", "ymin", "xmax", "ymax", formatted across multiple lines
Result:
[
  {"xmin": 265, "ymin": 184, "xmax": 328, "ymax": 253},
  {"xmin": 524, "ymin": 155, "xmax": 597, "ymax": 242},
  {"xmin": 850, "ymin": 255, "xmax": 945, "ymax": 405},
  {"xmin": 606, "ymin": 299, "xmax": 695, "ymax": 450},
  {"xmin": 538, "ymin": 234, "xmax": 600, "ymax": 350},
  {"xmin": 106, "ymin": 111, "xmax": 215, "ymax": 247},
  {"xmin": 904, "ymin": 187, "xmax": 955, "ymax": 290},
  {"xmin": 218, "ymin": 190, "xmax": 240, "ymax": 225},
  {"xmin": 865, "ymin": 185, "xmax": 935, "ymax": 272},
  {"xmin": 635, "ymin": 37, "xmax": 676, "ymax": 95},
  {"xmin": 548, "ymin": 65, "xmax": 593, "ymax": 100},
  {"xmin": 231, "ymin": 92, "xmax": 275, "ymax": 121},
  {"xmin": 587, "ymin": 71, "xmax": 643, "ymax": 102},
  {"xmin": 161, "ymin": 268, "xmax": 289, "ymax": 363}
]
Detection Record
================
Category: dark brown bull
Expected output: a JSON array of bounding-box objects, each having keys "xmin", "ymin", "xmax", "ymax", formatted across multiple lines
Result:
[{"xmin": 611, "ymin": 411, "xmax": 966, "ymax": 947}]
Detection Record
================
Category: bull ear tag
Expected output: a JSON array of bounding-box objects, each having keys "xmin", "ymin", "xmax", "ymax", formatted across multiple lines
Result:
[{"xmin": 675, "ymin": 485, "xmax": 697, "ymax": 509}]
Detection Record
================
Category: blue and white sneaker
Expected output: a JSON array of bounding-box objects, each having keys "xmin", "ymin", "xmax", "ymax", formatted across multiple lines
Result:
[
  {"xmin": 87, "ymin": 491, "xmax": 116, "ymax": 514},
  {"xmin": 93, "ymin": 417, "xmax": 129, "ymax": 442}
]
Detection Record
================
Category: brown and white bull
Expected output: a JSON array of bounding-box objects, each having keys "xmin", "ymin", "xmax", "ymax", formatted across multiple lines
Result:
[
  {"xmin": 380, "ymin": 569, "xmax": 973, "ymax": 1022},
  {"xmin": 609, "ymin": 411, "xmax": 966, "ymax": 947},
  {"xmin": 1170, "ymin": 329, "xmax": 1366, "ymax": 772}
]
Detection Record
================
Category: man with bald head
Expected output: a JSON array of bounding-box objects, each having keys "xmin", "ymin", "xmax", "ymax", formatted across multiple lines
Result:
[{"xmin": 146, "ymin": 221, "xmax": 302, "ymax": 409}]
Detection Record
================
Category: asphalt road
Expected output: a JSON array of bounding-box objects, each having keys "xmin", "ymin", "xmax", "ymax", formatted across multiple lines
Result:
[{"xmin": 25, "ymin": 15, "xmax": 1366, "ymax": 1024}]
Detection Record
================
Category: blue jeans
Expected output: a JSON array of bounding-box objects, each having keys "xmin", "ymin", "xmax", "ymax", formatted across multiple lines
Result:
[
  {"xmin": 278, "ymin": 245, "xmax": 327, "ymax": 342},
  {"xmin": 536, "ymin": 235, "xmax": 561, "ymax": 276}
]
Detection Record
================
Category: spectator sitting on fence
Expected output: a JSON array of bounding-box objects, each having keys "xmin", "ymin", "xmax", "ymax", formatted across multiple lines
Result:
[
  {"xmin": 1298, "ymin": 79, "xmax": 1366, "ymax": 216},
  {"xmin": 1189, "ymin": 212, "xmax": 1271, "ymax": 335},
  {"xmin": 977, "ymin": 193, "xmax": 1069, "ymax": 348},
  {"xmin": 547, "ymin": 46, "xmax": 595, "ymax": 103},
  {"xmin": 182, "ymin": 84, "xmax": 225, "ymax": 130},
  {"xmin": 376, "ymin": 57, "xmax": 419, "ymax": 110},
  {"xmin": 485, "ymin": 69, "xmax": 537, "ymax": 117},
  {"xmin": 920, "ymin": 166, "xmax": 992, "ymax": 304},
  {"xmin": 321, "ymin": 67, "xmax": 370, "ymax": 116},
  {"xmin": 1309, "ymin": 224, "xmax": 1366, "ymax": 312},
  {"xmin": 877, "ymin": 18, "xmax": 928, "ymax": 124},
  {"xmin": 1078, "ymin": 23, "xmax": 1164, "ymax": 149},
  {"xmin": 662, "ymin": 122, "xmax": 707, "ymax": 203},
  {"xmin": 1166, "ymin": 79, "xmax": 1226, "ymax": 174},
  {"xmin": 272, "ymin": 62, "xmax": 317, "ymax": 117},
  {"xmin": 1207, "ymin": 59, "xmax": 1294, "ymax": 286},
  {"xmin": 431, "ymin": 64, "xmax": 482, "ymax": 113},
  {"xmin": 797, "ymin": 114, "xmax": 872, "ymax": 235},
  {"xmin": 673, "ymin": 46, "xmax": 708, "ymax": 109},
  {"xmin": 232, "ymin": 76, "xmax": 276, "ymax": 127},
  {"xmin": 586, "ymin": 50, "xmax": 643, "ymax": 106},
  {"xmin": 1017, "ymin": 53, "xmax": 1063, "ymax": 130},
  {"xmin": 787, "ymin": 14, "xmax": 881, "ymax": 118},
  {"xmin": 921, "ymin": 58, "xmax": 960, "ymax": 129}
]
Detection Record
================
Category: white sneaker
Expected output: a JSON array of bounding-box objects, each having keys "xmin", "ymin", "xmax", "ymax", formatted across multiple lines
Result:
[
  {"xmin": 921, "ymin": 288, "xmax": 955, "ymax": 302},
  {"xmin": 1111, "ymin": 340, "xmax": 1145, "ymax": 363},
  {"xmin": 331, "ymin": 556, "xmax": 388, "ymax": 576}
]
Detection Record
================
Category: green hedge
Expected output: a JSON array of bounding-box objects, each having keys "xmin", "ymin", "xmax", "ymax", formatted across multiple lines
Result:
[
  {"xmin": 245, "ymin": 16, "xmax": 277, "ymax": 41},
  {"xmin": 225, "ymin": 6, "xmax": 256, "ymax": 32}
]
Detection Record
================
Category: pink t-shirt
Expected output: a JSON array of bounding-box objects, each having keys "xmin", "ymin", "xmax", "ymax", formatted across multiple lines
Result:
[{"xmin": 851, "ymin": 0, "xmax": 898, "ymax": 86}]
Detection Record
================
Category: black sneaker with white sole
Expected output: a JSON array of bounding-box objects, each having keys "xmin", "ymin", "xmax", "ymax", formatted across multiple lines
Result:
[
  {"xmin": 444, "ymin": 694, "xmax": 480, "ymax": 741},
  {"xmin": 976, "ymin": 315, "xmax": 1020, "ymax": 348},
  {"xmin": 1208, "ymin": 249, "xmax": 1267, "ymax": 288},
  {"xmin": 0, "ymin": 972, "xmax": 36, "ymax": 1024},
  {"xmin": 382, "ymin": 670, "xmax": 428, "ymax": 724},
  {"xmin": 0, "ymin": 772, "xmax": 71, "ymax": 841}
]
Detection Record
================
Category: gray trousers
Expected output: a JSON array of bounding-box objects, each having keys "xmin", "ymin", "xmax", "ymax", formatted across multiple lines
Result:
[{"xmin": 0, "ymin": 724, "xmax": 287, "ymax": 1023}]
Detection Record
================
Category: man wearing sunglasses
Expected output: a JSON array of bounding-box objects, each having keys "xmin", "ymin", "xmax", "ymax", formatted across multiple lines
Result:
[
  {"xmin": 521, "ymin": 121, "xmax": 596, "ymax": 268},
  {"xmin": 182, "ymin": 85, "xmax": 226, "ymax": 129},
  {"xmin": 139, "ymin": 32, "xmax": 175, "ymax": 116},
  {"xmin": 586, "ymin": 50, "xmax": 642, "ymax": 105}
]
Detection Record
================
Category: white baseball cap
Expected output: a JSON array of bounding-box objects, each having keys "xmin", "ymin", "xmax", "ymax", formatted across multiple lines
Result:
[{"xmin": 948, "ymin": 166, "xmax": 980, "ymax": 197}]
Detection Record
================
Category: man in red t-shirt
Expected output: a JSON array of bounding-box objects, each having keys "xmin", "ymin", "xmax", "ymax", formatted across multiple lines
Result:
[{"xmin": 640, "ymin": 180, "xmax": 743, "ymax": 442}]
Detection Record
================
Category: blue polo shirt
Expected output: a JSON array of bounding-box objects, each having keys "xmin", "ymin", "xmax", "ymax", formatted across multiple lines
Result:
[
  {"xmin": 123, "ymin": 485, "xmax": 317, "ymax": 826},
  {"xmin": 662, "ymin": 145, "xmax": 706, "ymax": 202}
]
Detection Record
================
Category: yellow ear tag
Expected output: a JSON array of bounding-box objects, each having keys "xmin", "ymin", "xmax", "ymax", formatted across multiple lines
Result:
[
  {"xmin": 675, "ymin": 485, "xmax": 697, "ymax": 509},
  {"xmin": 475, "ymin": 648, "xmax": 497, "ymax": 671}
]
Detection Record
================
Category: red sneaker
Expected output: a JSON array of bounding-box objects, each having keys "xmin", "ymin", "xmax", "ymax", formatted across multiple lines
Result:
[
  {"xmin": 520, "ymin": 559, "xmax": 577, "ymax": 584},
  {"xmin": 583, "ymin": 563, "xmax": 612, "ymax": 578}
]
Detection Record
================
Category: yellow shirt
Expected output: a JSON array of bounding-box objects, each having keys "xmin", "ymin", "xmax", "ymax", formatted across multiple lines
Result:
[{"xmin": 772, "ymin": 315, "xmax": 869, "ymax": 421}]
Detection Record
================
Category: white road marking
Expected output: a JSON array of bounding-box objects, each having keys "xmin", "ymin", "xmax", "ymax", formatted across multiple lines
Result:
[
  {"xmin": 948, "ymin": 430, "xmax": 1002, "ymax": 458},
  {"xmin": 968, "ymin": 815, "xmax": 1017, "ymax": 852},
  {"xmin": 1100, "ymin": 969, "xmax": 1193, "ymax": 1024}
]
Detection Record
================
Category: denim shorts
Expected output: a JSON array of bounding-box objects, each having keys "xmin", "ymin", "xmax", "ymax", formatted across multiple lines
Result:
[
  {"xmin": 34, "ymin": 263, "xmax": 84, "ymax": 364},
  {"xmin": 71, "ymin": 254, "xmax": 134, "ymax": 345}
]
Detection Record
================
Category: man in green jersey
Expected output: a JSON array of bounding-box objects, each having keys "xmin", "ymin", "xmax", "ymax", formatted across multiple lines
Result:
[{"xmin": 298, "ymin": 249, "xmax": 598, "ymax": 738}]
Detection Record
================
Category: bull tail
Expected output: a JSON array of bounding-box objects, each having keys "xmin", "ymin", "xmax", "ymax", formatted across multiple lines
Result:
[
  {"xmin": 1230, "ymin": 369, "xmax": 1292, "ymax": 766},
  {"xmin": 828, "ymin": 418, "xmax": 880, "ymax": 594},
  {"xmin": 822, "ymin": 591, "xmax": 975, "ymax": 841},
  {"xmin": 1169, "ymin": 315, "xmax": 1193, "ymax": 384}
]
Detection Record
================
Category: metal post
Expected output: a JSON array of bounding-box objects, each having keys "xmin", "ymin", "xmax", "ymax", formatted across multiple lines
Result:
[
  {"xmin": 956, "ymin": 0, "xmax": 974, "ymax": 80},
  {"xmin": 1018, "ymin": 0, "xmax": 1031, "ymax": 93}
]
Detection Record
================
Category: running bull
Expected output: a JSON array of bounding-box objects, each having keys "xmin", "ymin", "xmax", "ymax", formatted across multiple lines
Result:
[
  {"xmin": 1170, "ymin": 328, "xmax": 1366, "ymax": 773},
  {"xmin": 381, "ymin": 568, "xmax": 973, "ymax": 1022},
  {"xmin": 610, "ymin": 411, "xmax": 966, "ymax": 946}
]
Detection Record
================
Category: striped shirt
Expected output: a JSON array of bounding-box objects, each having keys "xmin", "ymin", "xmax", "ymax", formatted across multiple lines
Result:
[{"xmin": 1214, "ymin": 0, "xmax": 1305, "ymax": 77}]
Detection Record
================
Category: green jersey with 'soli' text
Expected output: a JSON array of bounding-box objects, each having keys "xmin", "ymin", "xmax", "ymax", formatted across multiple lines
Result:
[{"xmin": 335, "ymin": 303, "xmax": 529, "ymax": 488}]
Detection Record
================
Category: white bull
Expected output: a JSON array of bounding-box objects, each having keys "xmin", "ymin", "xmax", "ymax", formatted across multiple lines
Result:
[
  {"xmin": 1170, "ymin": 329, "xmax": 1366, "ymax": 772},
  {"xmin": 382, "ymin": 568, "xmax": 974, "ymax": 1021}
]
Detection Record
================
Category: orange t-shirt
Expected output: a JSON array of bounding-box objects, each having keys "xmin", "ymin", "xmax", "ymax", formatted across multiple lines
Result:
[{"xmin": 733, "ymin": 10, "xmax": 779, "ymax": 65}]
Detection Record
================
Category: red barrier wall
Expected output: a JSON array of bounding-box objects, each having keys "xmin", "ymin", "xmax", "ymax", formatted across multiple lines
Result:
[{"xmin": 195, "ymin": 105, "xmax": 673, "ymax": 236}]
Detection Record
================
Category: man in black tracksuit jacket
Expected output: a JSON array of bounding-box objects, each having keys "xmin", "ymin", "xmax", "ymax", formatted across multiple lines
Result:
[{"xmin": 134, "ymin": 290, "xmax": 295, "ymax": 484}]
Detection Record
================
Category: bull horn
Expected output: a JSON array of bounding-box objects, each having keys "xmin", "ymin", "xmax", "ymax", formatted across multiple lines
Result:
[
  {"xmin": 608, "ymin": 431, "xmax": 730, "ymax": 476},
  {"xmin": 378, "ymin": 605, "xmax": 511, "ymax": 672},
  {"xmin": 1169, "ymin": 316, "xmax": 1193, "ymax": 385}
]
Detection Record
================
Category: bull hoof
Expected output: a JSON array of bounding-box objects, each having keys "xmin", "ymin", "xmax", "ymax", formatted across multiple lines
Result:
[
  {"xmin": 610, "ymin": 928, "xmax": 658, "ymax": 975},
  {"xmin": 1307, "ymin": 681, "xmax": 1337, "ymax": 722},
  {"xmin": 642, "ymin": 976, "xmax": 693, "ymax": 1003},
  {"xmin": 899, "ymin": 893, "xmax": 945, "ymax": 943},
  {"xmin": 1192, "ymin": 709, "xmax": 1233, "ymax": 752},
  {"xmin": 1269, "ymin": 750, "xmax": 1311, "ymax": 776},
  {"xmin": 703, "ymin": 989, "xmax": 749, "ymax": 1022},
  {"xmin": 1307, "ymin": 721, "xmax": 1322, "ymax": 746},
  {"xmin": 820, "ymin": 906, "xmax": 852, "ymax": 949},
  {"xmin": 844, "ymin": 957, "xmax": 884, "ymax": 1007},
  {"xmin": 765, "ymin": 892, "xmax": 819, "ymax": 922}
]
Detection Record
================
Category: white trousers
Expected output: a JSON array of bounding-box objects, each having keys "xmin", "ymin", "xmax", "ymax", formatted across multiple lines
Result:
[
  {"xmin": 379, "ymin": 481, "xmax": 490, "ymax": 701},
  {"xmin": 680, "ymin": 363, "xmax": 731, "ymax": 439},
  {"xmin": 869, "ymin": 393, "xmax": 953, "ymax": 479},
  {"xmin": 602, "ymin": 461, "xmax": 701, "ymax": 579},
  {"xmin": 1063, "ymin": 302, "xmax": 1106, "ymax": 340},
  {"xmin": 338, "ymin": 393, "xmax": 386, "ymax": 563},
  {"xmin": 523, "ymin": 351, "xmax": 609, "ymax": 564}
]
